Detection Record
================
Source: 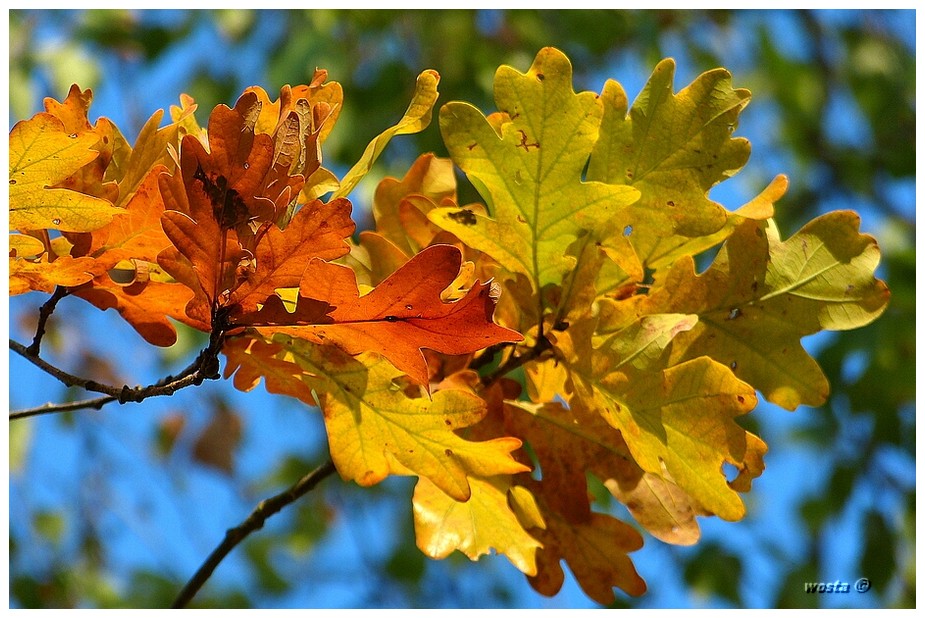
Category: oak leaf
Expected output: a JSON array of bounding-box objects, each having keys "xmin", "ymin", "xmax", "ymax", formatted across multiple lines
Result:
[
  {"xmin": 430, "ymin": 47, "xmax": 639, "ymax": 294},
  {"xmin": 587, "ymin": 59, "xmax": 751, "ymax": 262},
  {"xmin": 9, "ymin": 113, "xmax": 122, "ymax": 233},
  {"xmin": 505, "ymin": 399, "xmax": 706, "ymax": 546},
  {"xmin": 333, "ymin": 70, "xmax": 441, "ymax": 200},
  {"xmin": 224, "ymin": 336, "xmax": 529, "ymax": 501},
  {"xmin": 412, "ymin": 475, "xmax": 542, "ymax": 575},
  {"xmin": 559, "ymin": 315, "xmax": 759, "ymax": 521},
  {"xmin": 601, "ymin": 212, "xmax": 890, "ymax": 409},
  {"xmin": 249, "ymin": 244, "xmax": 522, "ymax": 386}
]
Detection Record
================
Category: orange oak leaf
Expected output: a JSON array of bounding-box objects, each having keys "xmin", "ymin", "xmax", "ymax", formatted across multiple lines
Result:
[
  {"xmin": 69, "ymin": 164, "xmax": 173, "ymax": 269},
  {"xmin": 247, "ymin": 244, "xmax": 523, "ymax": 385},
  {"xmin": 527, "ymin": 494, "xmax": 647, "ymax": 604},
  {"xmin": 158, "ymin": 184, "xmax": 245, "ymax": 328},
  {"xmin": 71, "ymin": 275, "xmax": 196, "ymax": 347},
  {"xmin": 9, "ymin": 255, "xmax": 96, "ymax": 296},
  {"xmin": 226, "ymin": 197, "xmax": 354, "ymax": 315}
]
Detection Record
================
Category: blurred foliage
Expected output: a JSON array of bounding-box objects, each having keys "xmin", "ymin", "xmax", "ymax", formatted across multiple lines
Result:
[{"xmin": 8, "ymin": 9, "xmax": 914, "ymax": 609}]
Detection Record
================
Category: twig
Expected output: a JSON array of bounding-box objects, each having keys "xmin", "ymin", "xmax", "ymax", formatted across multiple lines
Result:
[
  {"xmin": 171, "ymin": 458, "xmax": 338, "ymax": 609},
  {"xmin": 480, "ymin": 335, "xmax": 554, "ymax": 389},
  {"xmin": 9, "ymin": 330, "xmax": 225, "ymax": 415},
  {"xmin": 9, "ymin": 395, "xmax": 117, "ymax": 420},
  {"xmin": 26, "ymin": 286, "xmax": 69, "ymax": 356}
]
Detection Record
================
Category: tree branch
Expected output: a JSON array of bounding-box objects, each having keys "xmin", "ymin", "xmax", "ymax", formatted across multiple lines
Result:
[
  {"xmin": 171, "ymin": 458, "xmax": 338, "ymax": 609},
  {"xmin": 9, "ymin": 330, "xmax": 225, "ymax": 417},
  {"xmin": 26, "ymin": 286, "xmax": 69, "ymax": 356},
  {"xmin": 9, "ymin": 395, "xmax": 117, "ymax": 420},
  {"xmin": 480, "ymin": 334, "xmax": 554, "ymax": 389}
]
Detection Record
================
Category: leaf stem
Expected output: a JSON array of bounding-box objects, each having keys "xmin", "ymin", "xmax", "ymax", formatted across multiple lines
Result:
[{"xmin": 171, "ymin": 458, "xmax": 338, "ymax": 608}]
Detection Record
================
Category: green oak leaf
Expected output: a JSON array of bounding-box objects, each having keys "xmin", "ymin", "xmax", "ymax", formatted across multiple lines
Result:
[
  {"xmin": 429, "ymin": 47, "xmax": 639, "ymax": 296},
  {"xmin": 588, "ymin": 58, "xmax": 752, "ymax": 264}
]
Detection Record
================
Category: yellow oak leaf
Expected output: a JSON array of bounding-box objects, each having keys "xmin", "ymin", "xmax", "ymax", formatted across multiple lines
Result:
[
  {"xmin": 9, "ymin": 113, "xmax": 123, "ymax": 233},
  {"xmin": 333, "ymin": 70, "xmax": 441, "ymax": 200},
  {"xmin": 558, "ymin": 315, "xmax": 758, "ymax": 522},
  {"xmin": 224, "ymin": 336, "xmax": 529, "ymax": 501},
  {"xmin": 412, "ymin": 475, "xmax": 542, "ymax": 576},
  {"xmin": 601, "ymin": 212, "xmax": 890, "ymax": 409},
  {"xmin": 505, "ymin": 399, "xmax": 707, "ymax": 546}
]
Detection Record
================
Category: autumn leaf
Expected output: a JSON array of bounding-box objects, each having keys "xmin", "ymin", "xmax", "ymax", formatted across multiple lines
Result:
[
  {"xmin": 224, "ymin": 337, "xmax": 529, "ymax": 501},
  {"xmin": 371, "ymin": 153, "xmax": 457, "ymax": 256},
  {"xmin": 333, "ymin": 69, "xmax": 441, "ymax": 200},
  {"xmin": 9, "ymin": 113, "xmax": 123, "ymax": 233},
  {"xmin": 602, "ymin": 212, "xmax": 890, "ymax": 409},
  {"xmin": 587, "ymin": 58, "xmax": 752, "ymax": 263},
  {"xmin": 505, "ymin": 399, "xmax": 706, "ymax": 546},
  {"xmin": 528, "ymin": 504, "xmax": 646, "ymax": 604},
  {"xmin": 413, "ymin": 475, "xmax": 542, "ymax": 575},
  {"xmin": 41, "ymin": 84, "xmax": 123, "ymax": 205},
  {"xmin": 226, "ymin": 197, "xmax": 354, "ymax": 315},
  {"xmin": 69, "ymin": 164, "xmax": 174, "ymax": 269},
  {"xmin": 430, "ymin": 48, "xmax": 639, "ymax": 297},
  {"xmin": 9, "ymin": 255, "xmax": 97, "ymax": 296},
  {"xmin": 557, "ymin": 315, "xmax": 759, "ymax": 522},
  {"xmin": 249, "ymin": 244, "xmax": 523, "ymax": 386},
  {"xmin": 155, "ymin": 85, "xmax": 356, "ymax": 332}
]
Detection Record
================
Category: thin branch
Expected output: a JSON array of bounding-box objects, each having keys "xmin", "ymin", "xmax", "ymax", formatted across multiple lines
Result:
[
  {"xmin": 171, "ymin": 458, "xmax": 338, "ymax": 609},
  {"xmin": 480, "ymin": 334, "xmax": 554, "ymax": 389},
  {"xmin": 9, "ymin": 395, "xmax": 117, "ymax": 420},
  {"xmin": 26, "ymin": 286, "xmax": 70, "ymax": 356},
  {"xmin": 9, "ymin": 330, "xmax": 225, "ymax": 417}
]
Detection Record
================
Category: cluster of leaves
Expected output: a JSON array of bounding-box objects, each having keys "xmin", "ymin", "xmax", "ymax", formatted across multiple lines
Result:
[{"xmin": 9, "ymin": 47, "xmax": 889, "ymax": 605}]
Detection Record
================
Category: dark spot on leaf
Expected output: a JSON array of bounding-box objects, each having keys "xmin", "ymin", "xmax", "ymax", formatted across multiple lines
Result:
[
  {"xmin": 553, "ymin": 320, "xmax": 569, "ymax": 332},
  {"xmin": 467, "ymin": 142, "xmax": 477, "ymax": 151},
  {"xmin": 447, "ymin": 208, "xmax": 477, "ymax": 226},
  {"xmin": 625, "ymin": 169, "xmax": 634, "ymax": 179},
  {"xmin": 726, "ymin": 307, "xmax": 741, "ymax": 320},
  {"xmin": 194, "ymin": 164, "xmax": 250, "ymax": 230},
  {"xmin": 623, "ymin": 225, "xmax": 633, "ymax": 237},
  {"xmin": 68, "ymin": 133, "xmax": 78, "ymax": 139},
  {"xmin": 444, "ymin": 419, "xmax": 452, "ymax": 426},
  {"xmin": 444, "ymin": 449, "xmax": 454, "ymax": 457},
  {"xmin": 730, "ymin": 360, "xmax": 738, "ymax": 371},
  {"xmin": 9, "ymin": 179, "xmax": 15, "ymax": 185},
  {"xmin": 736, "ymin": 395, "xmax": 746, "ymax": 404},
  {"xmin": 517, "ymin": 129, "xmax": 540, "ymax": 151},
  {"xmin": 517, "ymin": 215, "xmax": 527, "ymax": 223},
  {"xmin": 536, "ymin": 73, "xmax": 545, "ymax": 81},
  {"xmin": 667, "ymin": 200, "xmax": 675, "ymax": 207},
  {"xmin": 384, "ymin": 315, "xmax": 399, "ymax": 322},
  {"xmin": 751, "ymin": 280, "xmax": 758, "ymax": 292}
]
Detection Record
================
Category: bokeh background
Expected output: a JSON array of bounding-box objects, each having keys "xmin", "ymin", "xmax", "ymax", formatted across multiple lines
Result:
[{"xmin": 8, "ymin": 9, "xmax": 915, "ymax": 609}]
